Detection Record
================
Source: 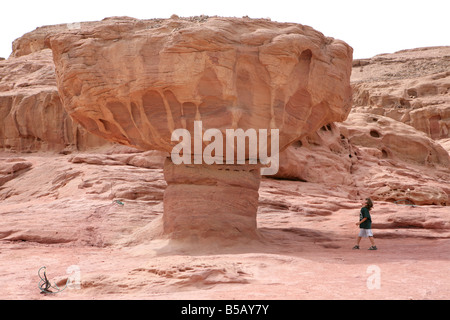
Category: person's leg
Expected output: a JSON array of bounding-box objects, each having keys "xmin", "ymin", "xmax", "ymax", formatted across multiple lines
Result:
[
  {"xmin": 368, "ymin": 231, "xmax": 377, "ymax": 249},
  {"xmin": 353, "ymin": 236, "xmax": 362, "ymax": 249}
]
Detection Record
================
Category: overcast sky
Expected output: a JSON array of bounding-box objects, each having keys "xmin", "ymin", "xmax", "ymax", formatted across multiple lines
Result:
[{"xmin": 0, "ymin": 0, "xmax": 448, "ymax": 59}]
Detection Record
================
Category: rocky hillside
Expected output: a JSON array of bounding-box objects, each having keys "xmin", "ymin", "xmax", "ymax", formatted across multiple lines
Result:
[
  {"xmin": 1, "ymin": 22, "xmax": 449, "ymax": 206},
  {"xmin": 275, "ymin": 47, "xmax": 450, "ymax": 206},
  {"xmin": 351, "ymin": 46, "xmax": 450, "ymax": 144},
  {"xmin": 0, "ymin": 22, "xmax": 114, "ymax": 153}
]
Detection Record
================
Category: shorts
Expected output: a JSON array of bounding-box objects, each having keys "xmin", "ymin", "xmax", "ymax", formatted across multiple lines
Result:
[{"xmin": 358, "ymin": 229, "xmax": 373, "ymax": 237}]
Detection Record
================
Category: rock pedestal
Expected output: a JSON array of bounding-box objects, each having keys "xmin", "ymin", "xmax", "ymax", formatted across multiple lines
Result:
[
  {"xmin": 163, "ymin": 158, "xmax": 261, "ymax": 239},
  {"xmin": 46, "ymin": 16, "xmax": 353, "ymax": 240}
]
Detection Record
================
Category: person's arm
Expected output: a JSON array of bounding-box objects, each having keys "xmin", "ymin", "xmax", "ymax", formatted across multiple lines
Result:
[{"xmin": 356, "ymin": 217, "xmax": 367, "ymax": 226}]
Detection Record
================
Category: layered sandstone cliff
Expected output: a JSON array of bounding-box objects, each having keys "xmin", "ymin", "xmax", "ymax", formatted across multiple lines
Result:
[
  {"xmin": 351, "ymin": 46, "xmax": 450, "ymax": 142},
  {"xmin": 0, "ymin": 22, "xmax": 113, "ymax": 152},
  {"xmin": 0, "ymin": 48, "xmax": 109, "ymax": 152}
]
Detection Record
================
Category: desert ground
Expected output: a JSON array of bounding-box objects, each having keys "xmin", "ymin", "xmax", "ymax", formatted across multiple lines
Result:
[{"xmin": 1, "ymin": 151, "xmax": 448, "ymax": 300}]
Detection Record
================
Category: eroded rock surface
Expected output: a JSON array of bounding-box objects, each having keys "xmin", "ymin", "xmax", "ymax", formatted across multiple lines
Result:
[
  {"xmin": 342, "ymin": 113, "xmax": 449, "ymax": 166},
  {"xmin": 47, "ymin": 16, "xmax": 353, "ymax": 154},
  {"xmin": 0, "ymin": 49, "xmax": 109, "ymax": 152},
  {"xmin": 351, "ymin": 46, "xmax": 450, "ymax": 141}
]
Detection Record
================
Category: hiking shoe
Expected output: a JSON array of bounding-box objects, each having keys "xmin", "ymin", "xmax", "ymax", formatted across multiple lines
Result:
[
  {"xmin": 352, "ymin": 245, "xmax": 360, "ymax": 250},
  {"xmin": 368, "ymin": 246, "xmax": 378, "ymax": 250}
]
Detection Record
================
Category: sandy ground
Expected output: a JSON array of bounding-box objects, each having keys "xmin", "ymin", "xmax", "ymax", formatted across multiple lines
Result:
[
  {"xmin": 0, "ymin": 152, "xmax": 449, "ymax": 300},
  {"xmin": 2, "ymin": 236, "xmax": 449, "ymax": 300}
]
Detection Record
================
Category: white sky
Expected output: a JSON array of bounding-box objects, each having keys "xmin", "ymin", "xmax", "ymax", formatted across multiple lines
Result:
[{"xmin": 0, "ymin": 0, "xmax": 448, "ymax": 59}]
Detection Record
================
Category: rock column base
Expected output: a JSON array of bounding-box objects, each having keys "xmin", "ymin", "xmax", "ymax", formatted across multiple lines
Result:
[{"xmin": 162, "ymin": 158, "xmax": 261, "ymax": 240}]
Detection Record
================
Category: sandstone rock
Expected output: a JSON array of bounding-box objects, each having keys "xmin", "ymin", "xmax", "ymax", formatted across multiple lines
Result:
[
  {"xmin": 352, "ymin": 71, "xmax": 450, "ymax": 140},
  {"xmin": 341, "ymin": 112, "xmax": 450, "ymax": 166},
  {"xmin": 0, "ymin": 49, "xmax": 109, "ymax": 152},
  {"xmin": 46, "ymin": 16, "xmax": 353, "ymax": 239},
  {"xmin": 47, "ymin": 16, "xmax": 353, "ymax": 154},
  {"xmin": 439, "ymin": 138, "xmax": 450, "ymax": 154},
  {"xmin": 274, "ymin": 123, "xmax": 356, "ymax": 186},
  {"xmin": 345, "ymin": 151, "xmax": 450, "ymax": 206},
  {"xmin": 351, "ymin": 46, "xmax": 450, "ymax": 83},
  {"xmin": 273, "ymin": 110, "xmax": 450, "ymax": 206},
  {"xmin": 163, "ymin": 159, "xmax": 261, "ymax": 239},
  {"xmin": 409, "ymin": 101, "xmax": 450, "ymax": 140},
  {"xmin": 11, "ymin": 24, "xmax": 70, "ymax": 58},
  {"xmin": 0, "ymin": 157, "xmax": 32, "ymax": 186},
  {"xmin": 10, "ymin": 20, "xmax": 106, "ymax": 59},
  {"xmin": 347, "ymin": 47, "xmax": 450, "ymax": 206},
  {"xmin": 337, "ymin": 112, "xmax": 450, "ymax": 206},
  {"xmin": 69, "ymin": 150, "xmax": 166, "ymax": 169},
  {"xmin": 351, "ymin": 46, "xmax": 450, "ymax": 140},
  {"xmin": 2, "ymin": 18, "xmax": 450, "ymax": 299},
  {"xmin": 273, "ymin": 113, "xmax": 450, "ymax": 206}
]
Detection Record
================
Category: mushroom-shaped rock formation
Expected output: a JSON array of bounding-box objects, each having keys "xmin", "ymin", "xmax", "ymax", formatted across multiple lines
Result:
[{"xmin": 48, "ymin": 16, "xmax": 353, "ymax": 240}]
